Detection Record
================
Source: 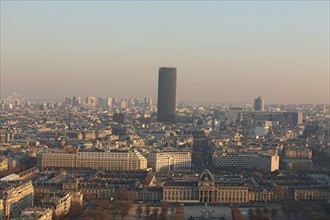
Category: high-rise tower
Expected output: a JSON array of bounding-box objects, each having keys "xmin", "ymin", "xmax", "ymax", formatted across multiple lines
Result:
[
  {"xmin": 254, "ymin": 96, "xmax": 265, "ymax": 111},
  {"xmin": 157, "ymin": 67, "xmax": 177, "ymax": 123}
]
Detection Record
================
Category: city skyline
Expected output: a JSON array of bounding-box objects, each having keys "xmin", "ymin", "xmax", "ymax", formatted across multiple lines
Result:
[{"xmin": 1, "ymin": 1, "xmax": 329, "ymax": 104}]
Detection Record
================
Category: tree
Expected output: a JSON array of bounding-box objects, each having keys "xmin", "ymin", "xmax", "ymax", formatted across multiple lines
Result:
[
  {"xmin": 249, "ymin": 208, "xmax": 257, "ymax": 220},
  {"xmin": 118, "ymin": 201, "xmax": 132, "ymax": 220},
  {"xmin": 263, "ymin": 208, "xmax": 269, "ymax": 215},
  {"xmin": 145, "ymin": 205, "xmax": 151, "ymax": 220},
  {"xmin": 110, "ymin": 208, "xmax": 119, "ymax": 220},
  {"xmin": 119, "ymin": 208, "xmax": 129, "ymax": 220},
  {"xmin": 159, "ymin": 203, "xmax": 168, "ymax": 220},
  {"xmin": 271, "ymin": 208, "xmax": 278, "ymax": 220},
  {"xmin": 136, "ymin": 205, "xmax": 143, "ymax": 219},
  {"xmin": 115, "ymin": 188, "xmax": 128, "ymax": 200},
  {"xmin": 150, "ymin": 208, "xmax": 159, "ymax": 220},
  {"xmin": 114, "ymin": 188, "xmax": 137, "ymax": 202},
  {"xmin": 174, "ymin": 205, "xmax": 183, "ymax": 220},
  {"xmin": 83, "ymin": 199, "xmax": 115, "ymax": 220},
  {"xmin": 84, "ymin": 207, "xmax": 112, "ymax": 220}
]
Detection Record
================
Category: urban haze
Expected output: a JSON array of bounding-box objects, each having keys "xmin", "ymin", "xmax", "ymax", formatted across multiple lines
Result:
[
  {"xmin": 0, "ymin": 1, "xmax": 329, "ymax": 220},
  {"xmin": 1, "ymin": 1, "xmax": 329, "ymax": 104}
]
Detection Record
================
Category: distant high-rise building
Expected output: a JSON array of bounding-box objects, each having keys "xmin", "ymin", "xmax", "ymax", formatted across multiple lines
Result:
[
  {"xmin": 144, "ymin": 97, "xmax": 153, "ymax": 109},
  {"xmin": 72, "ymin": 96, "xmax": 81, "ymax": 106},
  {"xmin": 65, "ymin": 97, "xmax": 72, "ymax": 106},
  {"xmin": 120, "ymin": 99, "xmax": 127, "ymax": 109},
  {"xmin": 135, "ymin": 98, "xmax": 142, "ymax": 108},
  {"xmin": 157, "ymin": 67, "xmax": 177, "ymax": 123},
  {"xmin": 85, "ymin": 97, "xmax": 96, "ymax": 107},
  {"xmin": 97, "ymin": 97, "xmax": 103, "ymax": 107},
  {"xmin": 254, "ymin": 96, "xmax": 265, "ymax": 111},
  {"xmin": 126, "ymin": 98, "xmax": 134, "ymax": 108},
  {"xmin": 105, "ymin": 97, "xmax": 113, "ymax": 108},
  {"xmin": 112, "ymin": 98, "xmax": 118, "ymax": 107}
]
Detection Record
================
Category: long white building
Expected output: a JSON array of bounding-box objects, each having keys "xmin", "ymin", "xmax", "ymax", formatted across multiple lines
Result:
[
  {"xmin": 37, "ymin": 148, "xmax": 147, "ymax": 171},
  {"xmin": 226, "ymin": 110, "xmax": 304, "ymax": 125},
  {"xmin": 213, "ymin": 152, "xmax": 279, "ymax": 172}
]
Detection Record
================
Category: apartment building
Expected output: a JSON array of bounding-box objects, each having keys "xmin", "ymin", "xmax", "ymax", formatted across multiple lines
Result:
[
  {"xmin": 37, "ymin": 148, "xmax": 147, "ymax": 171},
  {"xmin": 0, "ymin": 156, "xmax": 8, "ymax": 172},
  {"xmin": 213, "ymin": 152, "xmax": 279, "ymax": 172},
  {"xmin": 0, "ymin": 181, "xmax": 34, "ymax": 219},
  {"xmin": 284, "ymin": 148, "xmax": 312, "ymax": 159},
  {"xmin": 148, "ymin": 151, "xmax": 191, "ymax": 172},
  {"xmin": 0, "ymin": 199, "xmax": 3, "ymax": 220},
  {"xmin": 14, "ymin": 208, "xmax": 53, "ymax": 220},
  {"xmin": 226, "ymin": 110, "xmax": 304, "ymax": 125},
  {"xmin": 294, "ymin": 186, "xmax": 330, "ymax": 201}
]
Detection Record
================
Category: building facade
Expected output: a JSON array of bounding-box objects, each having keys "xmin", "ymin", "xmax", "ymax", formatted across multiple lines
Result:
[
  {"xmin": 36, "ymin": 193, "xmax": 72, "ymax": 219},
  {"xmin": 294, "ymin": 187, "xmax": 330, "ymax": 201},
  {"xmin": 85, "ymin": 97, "xmax": 96, "ymax": 107},
  {"xmin": 254, "ymin": 96, "xmax": 265, "ymax": 111},
  {"xmin": 226, "ymin": 110, "xmax": 304, "ymax": 125},
  {"xmin": 15, "ymin": 208, "xmax": 53, "ymax": 220},
  {"xmin": 0, "ymin": 156, "xmax": 8, "ymax": 172},
  {"xmin": 212, "ymin": 153, "xmax": 279, "ymax": 172},
  {"xmin": 37, "ymin": 149, "xmax": 147, "ymax": 171},
  {"xmin": 0, "ymin": 181, "xmax": 34, "ymax": 219},
  {"xmin": 0, "ymin": 199, "xmax": 3, "ymax": 220},
  {"xmin": 284, "ymin": 148, "xmax": 312, "ymax": 159},
  {"xmin": 137, "ymin": 187, "xmax": 163, "ymax": 202},
  {"xmin": 163, "ymin": 170, "xmax": 250, "ymax": 204},
  {"xmin": 148, "ymin": 151, "xmax": 191, "ymax": 172}
]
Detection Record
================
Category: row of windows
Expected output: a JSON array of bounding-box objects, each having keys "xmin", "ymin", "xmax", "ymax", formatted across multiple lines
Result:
[
  {"xmin": 44, "ymin": 153, "xmax": 142, "ymax": 159},
  {"xmin": 42, "ymin": 160, "xmax": 143, "ymax": 164},
  {"xmin": 45, "ymin": 155, "xmax": 76, "ymax": 158},
  {"xmin": 200, "ymin": 191, "xmax": 247, "ymax": 196},
  {"xmin": 164, "ymin": 196, "xmax": 197, "ymax": 201},
  {"xmin": 216, "ymin": 197, "xmax": 247, "ymax": 202},
  {"xmin": 157, "ymin": 159, "xmax": 191, "ymax": 162},
  {"xmin": 43, "ymin": 158, "xmax": 143, "ymax": 162},
  {"xmin": 42, "ymin": 163, "xmax": 145, "ymax": 169},
  {"xmin": 164, "ymin": 196, "xmax": 248, "ymax": 202},
  {"xmin": 296, "ymin": 192, "xmax": 318, "ymax": 195},
  {"xmin": 219, "ymin": 191, "xmax": 247, "ymax": 196},
  {"xmin": 81, "ymin": 155, "xmax": 130, "ymax": 157},
  {"xmin": 214, "ymin": 160, "xmax": 271, "ymax": 165},
  {"xmin": 164, "ymin": 190, "xmax": 247, "ymax": 197},
  {"xmin": 157, "ymin": 163, "xmax": 191, "ymax": 168},
  {"xmin": 164, "ymin": 191, "xmax": 196, "ymax": 196},
  {"xmin": 82, "ymin": 189, "xmax": 112, "ymax": 194}
]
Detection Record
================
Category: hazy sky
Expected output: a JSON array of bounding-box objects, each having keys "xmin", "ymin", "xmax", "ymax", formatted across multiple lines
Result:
[{"xmin": 1, "ymin": 1, "xmax": 329, "ymax": 104}]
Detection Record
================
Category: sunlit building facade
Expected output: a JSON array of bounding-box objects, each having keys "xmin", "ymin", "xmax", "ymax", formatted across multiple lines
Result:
[
  {"xmin": 37, "ymin": 149, "xmax": 147, "ymax": 171},
  {"xmin": 163, "ymin": 170, "xmax": 249, "ymax": 204},
  {"xmin": 148, "ymin": 151, "xmax": 191, "ymax": 172}
]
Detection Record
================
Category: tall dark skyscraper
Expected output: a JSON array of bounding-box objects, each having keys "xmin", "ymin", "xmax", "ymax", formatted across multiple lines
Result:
[{"xmin": 157, "ymin": 67, "xmax": 177, "ymax": 123}]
